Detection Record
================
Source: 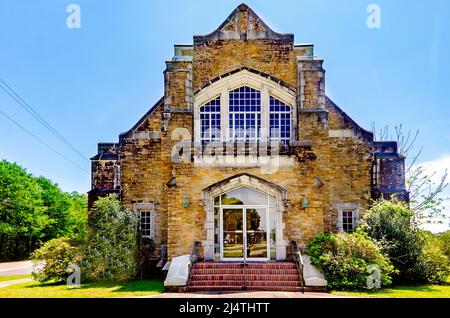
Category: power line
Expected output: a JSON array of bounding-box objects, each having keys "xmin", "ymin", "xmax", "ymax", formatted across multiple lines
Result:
[
  {"xmin": 0, "ymin": 108, "xmax": 89, "ymax": 174},
  {"xmin": 0, "ymin": 78, "xmax": 88, "ymax": 162}
]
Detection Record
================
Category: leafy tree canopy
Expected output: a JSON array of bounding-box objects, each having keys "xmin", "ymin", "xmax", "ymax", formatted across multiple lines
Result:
[{"xmin": 0, "ymin": 160, "xmax": 87, "ymax": 261}]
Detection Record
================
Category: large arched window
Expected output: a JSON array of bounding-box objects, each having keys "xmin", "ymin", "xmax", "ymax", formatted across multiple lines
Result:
[
  {"xmin": 195, "ymin": 69, "xmax": 296, "ymax": 148},
  {"xmin": 229, "ymin": 86, "xmax": 261, "ymax": 142},
  {"xmin": 200, "ymin": 96, "xmax": 221, "ymax": 146}
]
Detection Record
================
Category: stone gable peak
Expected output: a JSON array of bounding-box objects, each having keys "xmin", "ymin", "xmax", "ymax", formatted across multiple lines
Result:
[{"xmin": 194, "ymin": 3, "xmax": 294, "ymax": 42}]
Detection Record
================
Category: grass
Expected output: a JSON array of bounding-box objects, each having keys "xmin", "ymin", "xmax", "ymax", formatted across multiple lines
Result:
[
  {"xmin": 0, "ymin": 275, "xmax": 31, "ymax": 282},
  {"xmin": 332, "ymin": 278, "xmax": 450, "ymax": 298},
  {"xmin": 0, "ymin": 279, "xmax": 164, "ymax": 298}
]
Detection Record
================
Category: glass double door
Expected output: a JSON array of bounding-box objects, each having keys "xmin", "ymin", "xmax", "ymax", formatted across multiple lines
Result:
[{"xmin": 221, "ymin": 207, "xmax": 268, "ymax": 261}]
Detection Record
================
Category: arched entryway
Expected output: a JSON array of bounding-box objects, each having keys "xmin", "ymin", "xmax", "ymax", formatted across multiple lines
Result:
[
  {"xmin": 216, "ymin": 187, "xmax": 271, "ymax": 261},
  {"xmin": 202, "ymin": 173, "xmax": 288, "ymax": 261}
]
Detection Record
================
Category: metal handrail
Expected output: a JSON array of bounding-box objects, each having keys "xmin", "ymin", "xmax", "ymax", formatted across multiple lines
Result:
[{"xmin": 290, "ymin": 240, "xmax": 306, "ymax": 293}]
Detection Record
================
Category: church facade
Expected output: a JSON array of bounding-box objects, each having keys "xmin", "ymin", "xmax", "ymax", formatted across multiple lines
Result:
[{"xmin": 89, "ymin": 4, "xmax": 408, "ymax": 266}]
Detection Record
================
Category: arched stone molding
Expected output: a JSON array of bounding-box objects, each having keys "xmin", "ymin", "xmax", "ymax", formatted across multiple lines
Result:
[
  {"xmin": 194, "ymin": 68, "xmax": 297, "ymax": 145},
  {"xmin": 201, "ymin": 173, "xmax": 288, "ymax": 261}
]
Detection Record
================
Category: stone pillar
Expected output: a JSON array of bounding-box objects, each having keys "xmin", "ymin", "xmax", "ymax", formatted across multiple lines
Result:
[
  {"xmin": 163, "ymin": 56, "xmax": 196, "ymax": 260},
  {"xmin": 297, "ymin": 59, "xmax": 326, "ymax": 110},
  {"xmin": 164, "ymin": 60, "xmax": 193, "ymax": 111}
]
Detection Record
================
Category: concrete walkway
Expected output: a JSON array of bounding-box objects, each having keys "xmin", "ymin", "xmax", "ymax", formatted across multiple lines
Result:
[
  {"xmin": 0, "ymin": 278, "xmax": 33, "ymax": 289},
  {"xmin": 0, "ymin": 260, "xmax": 33, "ymax": 276},
  {"xmin": 146, "ymin": 291, "xmax": 351, "ymax": 298}
]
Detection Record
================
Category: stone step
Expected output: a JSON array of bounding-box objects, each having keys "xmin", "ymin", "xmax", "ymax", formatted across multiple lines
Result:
[
  {"xmin": 188, "ymin": 285, "xmax": 244, "ymax": 292},
  {"xmin": 246, "ymin": 280, "xmax": 301, "ymax": 287},
  {"xmin": 188, "ymin": 285, "xmax": 304, "ymax": 292},
  {"xmin": 194, "ymin": 262, "xmax": 297, "ymax": 270},
  {"xmin": 188, "ymin": 261, "xmax": 308, "ymax": 293},
  {"xmin": 188, "ymin": 285, "xmax": 327, "ymax": 293},
  {"xmin": 189, "ymin": 280, "xmax": 301, "ymax": 287},
  {"xmin": 191, "ymin": 268, "xmax": 299, "ymax": 275},
  {"xmin": 190, "ymin": 274, "xmax": 300, "ymax": 281}
]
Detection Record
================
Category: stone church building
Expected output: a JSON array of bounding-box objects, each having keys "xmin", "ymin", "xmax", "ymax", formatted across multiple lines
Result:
[{"xmin": 89, "ymin": 4, "xmax": 407, "ymax": 290}]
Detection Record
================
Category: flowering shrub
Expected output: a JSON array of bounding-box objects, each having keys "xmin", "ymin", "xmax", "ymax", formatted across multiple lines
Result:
[
  {"xmin": 361, "ymin": 199, "xmax": 450, "ymax": 284},
  {"xmin": 82, "ymin": 195, "xmax": 138, "ymax": 281},
  {"xmin": 307, "ymin": 231, "xmax": 396, "ymax": 289},
  {"xmin": 31, "ymin": 237, "xmax": 79, "ymax": 283}
]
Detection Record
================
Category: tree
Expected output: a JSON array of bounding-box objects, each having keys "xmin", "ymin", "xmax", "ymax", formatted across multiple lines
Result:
[
  {"xmin": 82, "ymin": 195, "xmax": 138, "ymax": 281},
  {"xmin": 36, "ymin": 177, "xmax": 71, "ymax": 240},
  {"xmin": 436, "ymin": 230, "xmax": 450, "ymax": 260},
  {"xmin": 0, "ymin": 160, "xmax": 49, "ymax": 259},
  {"xmin": 361, "ymin": 199, "xmax": 424, "ymax": 283},
  {"xmin": 65, "ymin": 192, "xmax": 88, "ymax": 242},
  {"xmin": 371, "ymin": 123, "xmax": 449, "ymax": 225},
  {"xmin": 361, "ymin": 199, "xmax": 450, "ymax": 284},
  {"xmin": 0, "ymin": 160, "xmax": 88, "ymax": 261}
]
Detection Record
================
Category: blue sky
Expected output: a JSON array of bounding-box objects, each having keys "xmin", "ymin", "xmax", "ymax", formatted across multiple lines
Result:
[{"xmin": 0, "ymin": 1, "xmax": 449, "ymax": 230}]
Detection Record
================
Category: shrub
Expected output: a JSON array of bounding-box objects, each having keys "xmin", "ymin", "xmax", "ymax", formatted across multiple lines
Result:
[
  {"xmin": 31, "ymin": 237, "xmax": 79, "ymax": 283},
  {"xmin": 361, "ymin": 199, "xmax": 449, "ymax": 284},
  {"xmin": 137, "ymin": 237, "xmax": 156, "ymax": 278},
  {"xmin": 307, "ymin": 231, "xmax": 396, "ymax": 290},
  {"xmin": 82, "ymin": 195, "xmax": 138, "ymax": 281},
  {"xmin": 437, "ymin": 230, "xmax": 450, "ymax": 260},
  {"xmin": 415, "ymin": 232, "xmax": 450, "ymax": 284}
]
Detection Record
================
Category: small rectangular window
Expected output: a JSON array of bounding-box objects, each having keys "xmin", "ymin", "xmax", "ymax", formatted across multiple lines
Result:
[
  {"xmin": 113, "ymin": 164, "xmax": 121, "ymax": 190},
  {"xmin": 139, "ymin": 210, "xmax": 154, "ymax": 238},
  {"xmin": 342, "ymin": 210, "xmax": 354, "ymax": 233}
]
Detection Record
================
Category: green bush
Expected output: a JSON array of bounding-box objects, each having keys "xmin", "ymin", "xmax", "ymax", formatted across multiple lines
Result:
[
  {"xmin": 437, "ymin": 231, "xmax": 450, "ymax": 260},
  {"xmin": 82, "ymin": 195, "xmax": 138, "ymax": 281},
  {"xmin": 31, "ymin": 237, "xmax": 79, "ymax": 283},
  {"xmin": 137, "ymin": 237, "xmax": 156, "ymax": 278},
  {"xmin": 416, "ymin": 233, "xmax": 450, "ymax": 284},
  {"xmin": 307, "ymin": 231, "xmax": 396, "ymax": 290},
  {"xmin": 361, "ymin": 199, "xmax": 449, "ymax": 284}
]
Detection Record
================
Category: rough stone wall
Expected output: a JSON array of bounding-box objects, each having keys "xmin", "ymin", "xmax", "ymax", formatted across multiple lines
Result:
[
  {"xmin": 89, "ymin": 5, "xmax": 407, "ymax": 261},
  {"xmin": 92, "ymin": 160, "xmax": 116, "ymax": 191},
  {"xmin": 136, "ymin": 103, "xmax": 163, "ymax": 132},
  {"xmin": 322, "ymin": 100, "xmax": 373, "ymax": 232},
  {"xmin": 320, "ymin": 135, "xmax": 373, "ymax": 232},
  {"xmin": 165, "ymin": 61, "xmax": 193, "ymax": 110},
  {"xmin": 167, "ymin": 162, "xmax": 321, "ymax": 258},
  {"xmin": 298, "ymin": 60, "xmax": 326, "ymax": 109},
  {"xmin": 377, "ymin": 158, "xmax": 406, "ymax": 192},
  {"xmin": 119, "ymin": 137, "xmax": 167, "ymax": 253},
  {"xmin": 193, "ymin": 39, "xmax": 297, "ymax": 90}
]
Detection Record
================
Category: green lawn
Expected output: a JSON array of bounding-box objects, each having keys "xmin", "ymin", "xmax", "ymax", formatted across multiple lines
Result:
[
  {"xmin": 0, "ymin": 275, "xmax": 31, "ymax": 282},
  {"xmin": 0, "ymin": 279, "xmax": 164, "ymax": 298},
  {"xmin": 332, "ymin": 283, "xmax": 450, "ymax": 298}
]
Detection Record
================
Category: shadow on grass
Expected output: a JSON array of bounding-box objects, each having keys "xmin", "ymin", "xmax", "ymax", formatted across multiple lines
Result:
[
  {"xmin": 337, "ymin": 284, "xmax": 444, "ymax": 296},
  {"xmin": 26, "ymin": 280, "xmax": 63, "ymax": 288},
  {"xmin": 25, "ymin": 278, "xmax": 164, "ymax": 294},
  {"xmin": 113, "ymin": 280, "xmax": 164, "ymax": 293}
]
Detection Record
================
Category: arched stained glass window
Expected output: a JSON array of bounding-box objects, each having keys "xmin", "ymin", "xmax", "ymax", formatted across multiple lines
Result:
[
  {"xmin": 229, "ymin": 86, "xmax": 261, "ymax": 142},
  {"xmin": 200, "ymin": 96, "xmax": 221, "ymax": 146},
  {"xmin": 269, "ymin": 96, "xmax": 291, "ymax": 146}
]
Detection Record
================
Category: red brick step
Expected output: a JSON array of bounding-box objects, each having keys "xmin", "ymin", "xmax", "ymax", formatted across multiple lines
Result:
[{"xmin": 188, "ymin": 262, "xmax": 319, "ymax": 292}]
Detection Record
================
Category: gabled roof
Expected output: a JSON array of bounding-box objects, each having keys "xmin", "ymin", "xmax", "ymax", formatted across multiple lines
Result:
[
  {"xmin": 325, "ymin": 96, "xmax": 374, "ymax": 142},
  {"xmin": 119, "ymin": 96, "xmax": 164, "ymax": 139},
  {"xmin": 90, "ymin": 153, "xmax": 118, "ymax": 161},
  {"xmin": 194, "ymin": 3, "xmax": 293, "ymax": 42}
]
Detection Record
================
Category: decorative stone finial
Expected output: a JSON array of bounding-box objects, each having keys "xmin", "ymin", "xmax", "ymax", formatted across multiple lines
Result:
[{"xmin": 238, "ymin": 3, "xmax": 249, "ymax": 11}]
